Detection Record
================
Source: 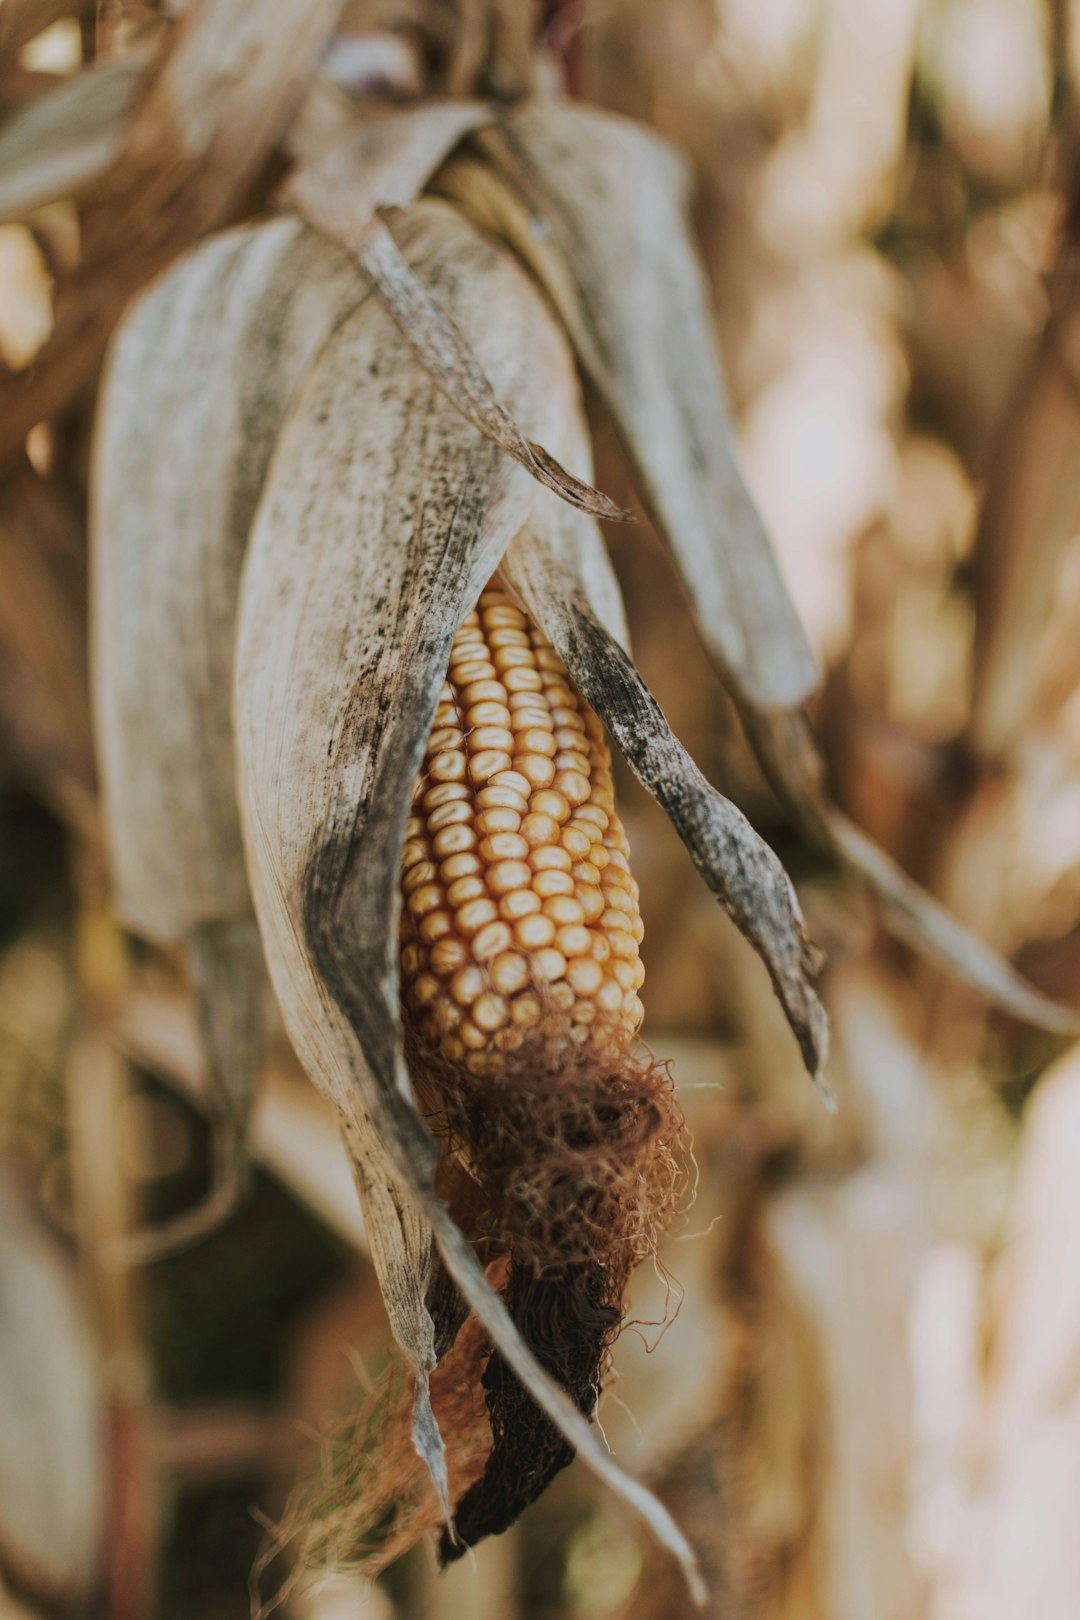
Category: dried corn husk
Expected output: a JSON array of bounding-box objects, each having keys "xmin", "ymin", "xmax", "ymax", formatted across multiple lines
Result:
[
  {"xmin": 501, "ymin": 486, "xmax": 830, "ymax": 1097},
  {"xmin": 283, "ymin": 100, "xmax": 495, "ymax": 236},
  {"xmin": 233, "ymin": 200, "xmax": 702, "ymax": 1597},
  {"xmin": 287, "ymin": 109, "xmax": 631, "ymax": 524},
  {"xmin": 433, "ymin": 99, "xmax": 820, "ymax": 713},
  {"xmin": 93, "ymin": 214, "xmax": 379, "ymax": 1251},
  {"xmin": 94, "ymin": 217, "xmax": 372, "ymax": 942}
]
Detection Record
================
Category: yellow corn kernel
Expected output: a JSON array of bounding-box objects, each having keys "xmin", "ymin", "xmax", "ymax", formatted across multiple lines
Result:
[{"xmin": 401, "ymin": 583, "xmax": 644, "ymax": 1066}]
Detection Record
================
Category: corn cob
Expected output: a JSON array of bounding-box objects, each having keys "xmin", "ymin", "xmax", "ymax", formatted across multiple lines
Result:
[{"xmin": 400, "ymin": 581, "xmax": 644, "ymax": 1078}]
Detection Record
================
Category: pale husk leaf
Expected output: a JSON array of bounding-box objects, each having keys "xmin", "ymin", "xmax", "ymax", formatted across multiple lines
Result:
[
  {"xmin": 92, "ymin": 214, "xmax": 375, "ymax": 1252},
  {"xmin": 94, "ymin": 217, "xmax": 373, "ymax": 940},
  {"xmin": 502, "ymin": 476, "xmax": 831, "ymax": 1103},
  {"xmin": 282, "ymin": 99, "xmax": 494, "ymax": 244},
  {"xmin": 442, "ymin": 100, "xmax": 819, "ymax": 712},
  {"xmin": 234, "ymin": 203, "xmax": 702, "ymax": 1598},
  {"xmin": 287, "ymin": 111, "xmax": 631, "ymax": 523},
  {"xmin": 354, "ymin": 220, "xmax": 634, "ymax": 523}
]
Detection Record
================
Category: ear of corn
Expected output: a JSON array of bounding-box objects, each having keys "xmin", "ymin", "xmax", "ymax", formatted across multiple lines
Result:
[
  {"xmin": 400, "ymin": 581, "xmax": 644, "ymax": 1079},
  {"xmin": 231, "ymin": 200, "xmax": 706, "ymax": 1594},
  {"xmin": 396, "ymin": 599, "xmax": 686, "ymax": 1568}
]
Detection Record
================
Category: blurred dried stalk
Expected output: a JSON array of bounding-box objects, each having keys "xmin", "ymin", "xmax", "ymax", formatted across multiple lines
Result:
[
  {"xmin": 0, "ymin": 1166, "xmax": 104, "ymax": 1611},
  {"xmin": 0, "ymin": 0, "xmax": 348, "ymax": 462},
  {"xmin": 909, "ymin": 1041, "xmax": 1080, "ymax": 1620},
  {"xmin": 64, "ymin": 902, "xmax": 158, "ymax": 1620},
  {"xmin": 0, "ymin": 468, "xmax": 95, "ymax": 831},
  {"xmin": 0, "ymin": 54, "xmax": 145, "ymax": 225}
]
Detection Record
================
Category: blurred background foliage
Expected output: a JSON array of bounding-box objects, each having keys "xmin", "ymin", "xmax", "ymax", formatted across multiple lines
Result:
[{"xmin": 2, "ymin": 0, "xmax": 1080, "ymax": 1616}]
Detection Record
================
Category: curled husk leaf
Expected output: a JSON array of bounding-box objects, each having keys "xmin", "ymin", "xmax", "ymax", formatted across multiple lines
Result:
[{"xmin": 93, "ymin": 215, "xmax": 380, "ymax": 1252}]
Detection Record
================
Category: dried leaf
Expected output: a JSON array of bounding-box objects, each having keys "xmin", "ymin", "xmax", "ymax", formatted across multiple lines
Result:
[
  {"xmin": 114, "ymin": 985, "xmax": 368, "ymax": 1253},
  {"xmin": 356, "ymin": 221, "xmax": 632, "ymax": 522},
  {"xmin": 503, "ymin": 496, "xmax": 832, "ymax": 1104},
  {"xmin": 282, "ymin": 99, "xmax": 494, "ymax": 243},
  {"xmin": 746, "ymin": 710, "xmax": 1080, "ymax": 1036},
  {"xmin": 0, "ymin": 0, "xmax": 349, "ymax": 460},
  {"xmin": 440, "ymin": 101, "xmax": 819, "ymax": 711},
  {"xmin": 0, "ymin": 473, "xmax": 95, "ymax": 832},
  {"xmin": 287, "ymin": 109, "xmax": 631, "ymax": 523},
  {"xmin": 234, "ymin": 203, "xmax": 702, "ymax": 1598},
  {"xmin": 968, "ymin": 333, "xmax": 1080, "ymax": 761},
  {"xmin": 92, "ymin": 214, "xmax": 377, "ymax": 1253},
  {"xmin": 119, "ymin": 917, "xmax": 267, "ymax": 1265},
  {"xmin": 829, "ymin": 814, "xmax": 1080, "ymax": 1036},
  {"xmin": 0, "ymin": 56, "xmax": 144, "ymax": 226}
]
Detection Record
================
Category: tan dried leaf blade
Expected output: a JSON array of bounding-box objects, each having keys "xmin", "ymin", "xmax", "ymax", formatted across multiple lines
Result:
[
  {"xmin": 747, "ymin": 711, "xmax": 1080, "ymax": 1035},
  {"xmin": 287, "ymin": 109, "xmax": 632, "ymax": 524},
  {"xmin": 830, "ymin": 815, "xmax": 1080, "ymax": 1036},
  {"xmin": 282, "ymin": 100, "xmax": 495, "ymax": 236},
  {"xmin": 234, "ymin": 202, "xmax": 702, "ymax": 1601},
  {"xmin": 0, "ymin": 55, "xmax": 143, "ymax": 225},
  {"xmin": 0, "ymin": 0, "xmax": 349, "ymax": 461},
  {"xmin": 440, "ymin": 100, "xmax": 819, "ymax": 712},
  {"xmin": 92, "ymin": 215, "xmax": 377, "ymax": 1256},
  {"xmin": 356, "ymin": 222, "xmax": 633, "ymax": 522},
  {"xmin": 504, "ymin": 507, "xmax": 831, "ymax": 1103}
]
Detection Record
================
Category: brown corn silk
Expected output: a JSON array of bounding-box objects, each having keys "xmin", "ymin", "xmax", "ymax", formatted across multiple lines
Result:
[{"xmin": 395, "ymin": 580, "xmax": 684, "ymax": 1556}]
